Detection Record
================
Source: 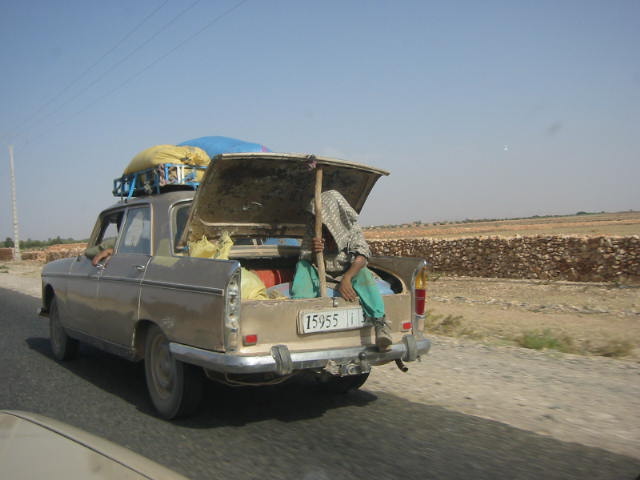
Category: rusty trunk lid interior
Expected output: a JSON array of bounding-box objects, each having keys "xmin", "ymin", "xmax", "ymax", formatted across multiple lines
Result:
[{"xmin": 180, "ymin": 153, "xmax": 389, "ymax": 244}]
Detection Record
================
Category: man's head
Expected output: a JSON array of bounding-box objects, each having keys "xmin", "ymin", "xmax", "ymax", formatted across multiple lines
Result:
[{"xmin": 306, "ymin": 190, "xmax": 360, "ymax": 251}]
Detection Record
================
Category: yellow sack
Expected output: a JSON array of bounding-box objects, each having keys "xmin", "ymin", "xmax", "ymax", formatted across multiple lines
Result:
[
  {"xmin": 189, "ymin": 232, "xmax": 268, "ymax": 299},
  {"xmin": 188, "ymin": 235, "xmax": 218, "ymax": 258},
  {"xmin": 241, "ymin": 268, "xmax": 268, "ymax": 300},
  {"xmin": 215, "ymin": 232, "xmax": 233, "ymax": 260},
  {"xmin": 124, "ymin": 145, "xmax": 210, "ymax": 174},
  {"xmin": 188, "ymin": 232, "xmax": 234, "ymax": 259}
]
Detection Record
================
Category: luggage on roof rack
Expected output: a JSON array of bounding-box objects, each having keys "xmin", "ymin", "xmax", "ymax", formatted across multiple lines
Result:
[
  {"xmin": 177, "ymin": 136, "xmax": 270, "ymax": 158},
  {"xmin": 113, "ymin": 163, "xmax": 206, "ymax": 198}
]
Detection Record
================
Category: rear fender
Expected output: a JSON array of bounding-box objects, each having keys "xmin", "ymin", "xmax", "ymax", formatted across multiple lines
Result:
[
  {"xmin": 138, "ymin": 256, "xmax": 240, "ymax": 352},
  {"xmin": 368, "ymin": 256, "xmax": 427, "ymax": 292}
]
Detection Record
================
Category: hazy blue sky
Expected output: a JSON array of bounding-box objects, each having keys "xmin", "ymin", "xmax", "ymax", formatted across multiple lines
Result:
[{"xmin": 1, "ymin": 0, "xmax": 638, "ymax": 241}]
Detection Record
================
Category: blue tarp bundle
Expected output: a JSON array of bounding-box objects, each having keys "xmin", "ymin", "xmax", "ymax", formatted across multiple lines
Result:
[{"xmin": 177, "ymin": 136, "xmax": 271, "ymax": 159}]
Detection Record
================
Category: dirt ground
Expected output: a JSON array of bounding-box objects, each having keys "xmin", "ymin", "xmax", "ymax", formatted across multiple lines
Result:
[
  {"xmin": 427, "ymin": 276, "xmax": 640, "ymax": 361},
  {"xmin": 0, "ymin": 260, "xmax": 43, "ymax": 297},
  {"xmin": 0, "ymin": 260, "xmax": 42, "ymax": 276}
]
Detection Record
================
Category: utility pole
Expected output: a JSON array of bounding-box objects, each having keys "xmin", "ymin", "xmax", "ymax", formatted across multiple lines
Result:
[{"xmin": 8, "ymin": 145, "xmax": 21, "ymax": 261}]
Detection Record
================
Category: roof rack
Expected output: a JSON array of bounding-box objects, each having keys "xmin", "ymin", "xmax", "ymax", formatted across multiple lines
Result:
[{"xmin": 113, "ymin": 163, "xmax": 207, "ymax": 198}]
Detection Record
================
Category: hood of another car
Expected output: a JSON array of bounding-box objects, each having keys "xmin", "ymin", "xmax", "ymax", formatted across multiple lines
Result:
[
  {"xmin": 0, "ymin": 410, "xmax": 188, "ymax": 480},
  {"xmin": 180, "ymin": 152, "xmax": 389, "ymax": 243}
]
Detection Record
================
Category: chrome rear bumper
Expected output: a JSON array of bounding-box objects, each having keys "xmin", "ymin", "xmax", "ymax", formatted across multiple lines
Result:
[{"xmin": 170, "ymin": 335, "xmax": 431, "ymax": 376}]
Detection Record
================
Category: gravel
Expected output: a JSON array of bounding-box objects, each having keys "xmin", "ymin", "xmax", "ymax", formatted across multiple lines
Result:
[{"xmin": 368, "ymin": 337, "xmax": 640, "ymax": 459}]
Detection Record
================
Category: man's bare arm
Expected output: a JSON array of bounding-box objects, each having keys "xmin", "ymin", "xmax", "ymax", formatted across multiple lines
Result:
[
  {"xmin": 92, "ymin": 248, "xmax": 114, "ymax": 266},
  {"xmin": 338, "ymin": 255, "xmax": 367, "ymax": 302}
]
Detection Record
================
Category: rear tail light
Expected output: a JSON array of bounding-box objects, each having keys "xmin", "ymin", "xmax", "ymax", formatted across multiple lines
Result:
[
  {"xmin": 414, "ymin": 266, "xmax": 428, "ymax": 316},
  {"xmin": 401, "ymin": 322, "xmax": 412, "ymax": 331},
  {"xmin": 224, "ymin": 269, "xmax": 241, "ymax": 352},
  {"xmin": 243, "ymin": 334, "xmax": 258, "ymax": 346}
]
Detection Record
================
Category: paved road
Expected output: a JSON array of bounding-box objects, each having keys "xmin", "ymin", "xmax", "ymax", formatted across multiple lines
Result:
[{"xmin": 1, "ymin": 288, "xmax": 639, "ymax": 480}]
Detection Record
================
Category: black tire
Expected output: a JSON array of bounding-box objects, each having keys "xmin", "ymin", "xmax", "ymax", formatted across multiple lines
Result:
[
  {"xmin": 49, "ymin": 297, "xmax": 78, "ymax": 361},
  {"xmin": 144, "ymin": 325, "xmax": 203, "ymax": 419},
  {"xmin": 321, "ymin": 372, "xmax": 370, "ymax": 394}
]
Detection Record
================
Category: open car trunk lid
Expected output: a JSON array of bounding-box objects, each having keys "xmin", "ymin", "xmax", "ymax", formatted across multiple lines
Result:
[{"xmin": 179, "ymin": 152, "xmax": 389, "ymax": 245}]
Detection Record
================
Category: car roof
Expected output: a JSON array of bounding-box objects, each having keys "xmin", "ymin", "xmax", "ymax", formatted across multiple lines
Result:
[{"xmin": 104, "ymin": 190, "xmax": 195, "ymax": 212}]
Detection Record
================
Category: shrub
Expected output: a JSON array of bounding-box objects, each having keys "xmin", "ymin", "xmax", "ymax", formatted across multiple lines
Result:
[
  {"xmin": 517, "ymin": 329, "xmax": 574, "ymax": 353},
  {"xmin": 425, "ymin": 311, "xmax": 480, "ymax": 338},
  {"xmin": 587, "ymin": 340, "xmax": 634, "ymax": 358}
]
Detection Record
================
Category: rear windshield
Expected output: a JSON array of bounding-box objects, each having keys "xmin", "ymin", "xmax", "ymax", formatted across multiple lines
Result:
[{"xmin": 172, "ymin": 203, "xmax": 191, "ymax": 253}]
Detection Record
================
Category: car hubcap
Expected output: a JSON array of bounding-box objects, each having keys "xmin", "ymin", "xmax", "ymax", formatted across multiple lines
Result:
[{"xmin": 151, "ymin": 335, "xmax": 175, "ymax": 398}]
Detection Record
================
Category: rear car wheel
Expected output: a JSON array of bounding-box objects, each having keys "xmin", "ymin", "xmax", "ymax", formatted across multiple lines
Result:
[
  {"xmin": 49, "ymin": 297, "xmax": 78, "ymax": 361},
  {"xmin": 144, "ymin": 325, "xmax": 203, "ymax": 419},
  {"xmin": 321, "ymin": 372, "xmax": 370, "ymax": 394}
]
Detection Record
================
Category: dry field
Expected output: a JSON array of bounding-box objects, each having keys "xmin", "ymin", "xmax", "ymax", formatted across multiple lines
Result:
[
  {"xmin": 427, "ymin": 277, "xmax": 640, "ymax": 361},
  {"xmin": 365, "ymin": 211, "xmax": 640, "ymax": 240}
]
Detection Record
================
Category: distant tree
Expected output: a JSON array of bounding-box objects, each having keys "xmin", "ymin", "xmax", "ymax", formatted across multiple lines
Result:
[{"xmin": 3, "ymin": 237, "xmax": 14, "ymax": 248}]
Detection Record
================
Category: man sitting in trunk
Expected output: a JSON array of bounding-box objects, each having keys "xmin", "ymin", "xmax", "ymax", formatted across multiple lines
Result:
[{"xmin": 291, "ymin": 190, "xmax": 392, "ymax": 351}]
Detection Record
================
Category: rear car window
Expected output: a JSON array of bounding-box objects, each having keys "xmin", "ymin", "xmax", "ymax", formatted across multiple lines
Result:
[{"xmin": 172, "ymin": 203, "xmax": 191, "ymax": 253}]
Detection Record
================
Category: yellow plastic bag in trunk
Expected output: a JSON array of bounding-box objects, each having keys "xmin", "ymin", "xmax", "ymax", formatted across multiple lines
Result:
[
  {"xmin": 240, "ymin": 268, "xmax": 268, "ymax": 300},
  {"xmin": 188, "ymin": 235, "xmax": 218, "ymax": 258},
  {"xmin": 188, "ymin": 233, "xmax": 267, "ymax": 299},
  {"xmin": 188, "ymin": 232, "xmax": 233, "ymax": 259}
]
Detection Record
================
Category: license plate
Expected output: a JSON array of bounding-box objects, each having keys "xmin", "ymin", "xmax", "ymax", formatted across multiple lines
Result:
[{"xmin": 298, "ymin": 307, "xmax": 366, "ymax": 334}]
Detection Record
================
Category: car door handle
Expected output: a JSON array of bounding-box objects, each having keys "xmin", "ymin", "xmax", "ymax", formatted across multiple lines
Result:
[{"xmin": 134, "ymin": 265, "xmax": 146, "ymax": 272}]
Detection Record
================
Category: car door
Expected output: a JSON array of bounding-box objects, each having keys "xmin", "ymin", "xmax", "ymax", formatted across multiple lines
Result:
[
  {"xmin": 96, "ymin": 205, "xmax": 152, "ymax": 346},
  {"xmin": 66, "ymin": 209, "xmax": 124, "ymax": 338}
]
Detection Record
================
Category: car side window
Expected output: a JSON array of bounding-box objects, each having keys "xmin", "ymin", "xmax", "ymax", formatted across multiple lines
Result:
[
  {"xmin": 96, "ymin": 211, "xmax": 124, "ymax": 248},
  {"xmin": 172, "ymin": 203, "xmax": 190, "ymax": 253},
  {"xmin": 119, "ymin": 207, "xmax": 151, "ymax": 255}
]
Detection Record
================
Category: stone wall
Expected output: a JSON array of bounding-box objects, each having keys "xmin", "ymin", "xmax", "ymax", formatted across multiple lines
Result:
[
  {"xmin": 43, "ymin": 243, "xmax": 87, "ymax": 263},
  {"xmin": 21, "ymin": 243, "xmax": 87, "ymax": 263},
  {"xmin": 6, "ymin": 237, "xmax": 640, "ymax": 283},
  {"xmin": 0, "ymin": 248, "xmax": 13, "ymax": 261},
  {"xmin": 369, "ymin": 235, "xmax": 640, "ymax": 283}
]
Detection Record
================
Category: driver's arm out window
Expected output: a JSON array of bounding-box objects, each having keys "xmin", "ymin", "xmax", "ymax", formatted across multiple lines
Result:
[{"xmin": 85, "ymin": 211, "xmax": 123, "ymax": 259}]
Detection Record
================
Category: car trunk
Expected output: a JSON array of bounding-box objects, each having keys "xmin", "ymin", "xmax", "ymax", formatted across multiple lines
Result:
[
  {"xmin": 228, "ymin": 245, "xmax": 415, "ymax": 355},
  {"xmin": 179, "ymin": 153, "xmax": 420, "ymax": 355}
]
